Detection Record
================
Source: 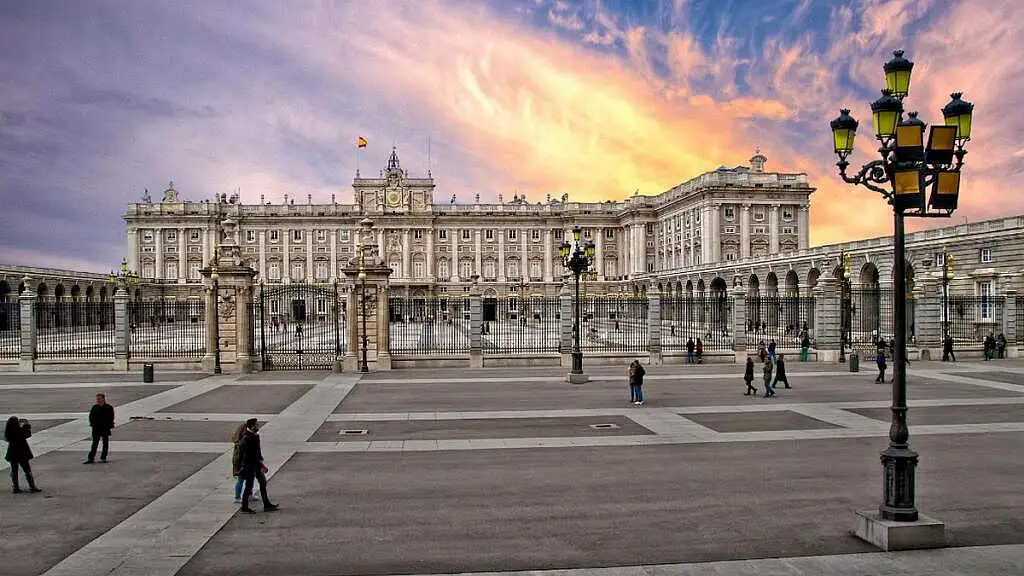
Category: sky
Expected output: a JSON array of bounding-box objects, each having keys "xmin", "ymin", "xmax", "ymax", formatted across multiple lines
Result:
[{"xmin": 1, "ymin": 0, "xmax": 1021, "ymax": 272}]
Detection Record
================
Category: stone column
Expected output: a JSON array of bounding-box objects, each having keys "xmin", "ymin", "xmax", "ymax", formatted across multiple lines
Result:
[
  {"xmin": 740, "ymin": 204, "xmax": 751, "ymax": 259},
  {"xmin": 798, "ymin": 206, "xmax": 810, "ymax": 250},
  {"xmin": 711, "ymin": 204, "xmax": 721, "ymax": 262},
  {"xmin": 343, "ymin": 287, "xmax": 358, "ymax": 372},
  {"xmin": 202, "ymin": 279, "xmax": 217, "ymax": 372},
  {"xmin": 474, "ymin": 229, "xmax": 482, "ymax": 278},
  {"xmin": 426, "ymin": 230, "xmax": 434, "ymax": 279},
  {"xmin": 769, "ymin": 204, "xmax": 780, "ymax": 254},
  {"xmin": 731, "ymin": 284, "xmax": 747, "ymax": 361},
  {"xmin": 1004, "ymin": 289, "xmax": 1018, "ymax": 358},
  {"xmin": 544, "ymin": 229, "xmax": 554, "ymax": 282},
  {"xmin": 376, "ymin": 283, "xmax": 391, "ymax": 370},
  {"xmin": 258, "ymin": 231, "xmax": 267, "ymax": 280},
  {"xmin": 330, "ymin": 229, "xmax": 338, "ymax": 281},
  {"xmin": 127, "ymin": 229, "xmax": 139, "ymax": 273},
  {"xmin": 520, "ymin": 231, "xmax": 528, "ymax": 280},
  {"xmin": 402, "ymin": 229, "xmax": 411, "ymax": 279},
  {"xmin": 201, "ymin": 258, "xmax": 256, "ymax": 374},
  {"xmin": 155, "ymin": 229, "xmax": 164, "ymax": 280},
  {"xmin": 498, "ymin": 230, "xmax": 506, "ymax": 282},
  {"xmin": 19, "ymin": 280, "xmax": 36, "ymax": 372},
  {"xmin": 815, "ymin": 277, "xmax": 840, "ymax": 362},
  {"xmin": 282, "ymin": 229, "xmax": 290, "ymax": 283},
  {"xmin": 915, "ymin": 276, "xmax": 942, "ymax": 360},
  {"xmin": 113, "ymin": 288, "xmax": 129, "ymax": 371},
  {"xmin": 306, "ymin": 229, "xmax": 314, "ymax": 283},
  {"xmin": 178, "ymin": 227, "xmax": 186, "ymax": 283},
  {"xmin": 647, "ymin": 284, "xmax": 662, "ymax": 365},
  {"xmin": 202, "ymin": 228, "xmax": 210, "ymax": 268},
  {"xmin": 469, "ymin": 281, "xmax": 482, "ymax": 368},
  {"xmin": 559, "ymin": 282, "xmax": 572, "ymax": 367}
]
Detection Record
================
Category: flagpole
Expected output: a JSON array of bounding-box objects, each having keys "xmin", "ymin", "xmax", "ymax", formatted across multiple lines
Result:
[
  {"xmin": 427, "ymin": 135, "xmax": 432, "ymax": 175},
  {"xmin": 356, "ymin": 142, "xmax": 360, "ymax": 176}
]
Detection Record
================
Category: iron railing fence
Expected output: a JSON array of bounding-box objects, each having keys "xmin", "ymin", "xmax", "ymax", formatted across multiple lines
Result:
[
  {"xmin": 254, "ymin": 283, "xmax": 345, "ymax": 370},
  {"xmin": 482, "ymin": 296, "xmax": 561, "ymax": 354},
  {"xmin": 947, "ymin": 295, "xmax": 1004, "ymax": 345},
  {"xmin": 1017, "ymin": 296, "xmax": 1024, "ymax": 344},
  {"xmin": 743, "ymin": 296, "xmax": 814, "ymax": 351},
  {"xmin": 128, "ymin": 300, "xmax": 206, "ymax": 359},
  {"xmin": 34, "ymin": 301, "xmax": 115, "ymax": 359},
  {"xmin": 661, "ymin": 296, "xmax": 733, "ymax": 351},
  {"xmin": 0, "ymin": 302, "xmax": 20, "ymax": 359},
  {"xmin": 579, "ymin": 296, "xmax": 648, "ymax": 353},
  {"xmin": 388, "ymin": 296, "xmax": 471, "ymax": 355},
  {"xmin": 846, "ymin": 288, "xmax": 893, "ymax": 352}
]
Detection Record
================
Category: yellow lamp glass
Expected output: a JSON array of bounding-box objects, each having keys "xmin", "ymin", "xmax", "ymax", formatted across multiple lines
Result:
[
  {"xmin": 832, "ymin": 128, "xmax": 856, "ymax": 154},
  {"xmin": 895, "ymin": 124, "xmax": 923, "ymax": 148},
  {"xmin": 894, "ymin": 170, "xmax": 921, "ymax": 195},
  {"xmin": 873, "ymin": 109, "xmax": 899, "ymax": 138},
  {"xmin": 929, "ymin": 125, "xmax": 956, "ymax": 151},
  {"xmin": 885, "ymin": 69, "xmax": 911, "ymax": 98},
  {"xmin": 946, "ymin": 114, "xmax": 972, "ymax": 140}
]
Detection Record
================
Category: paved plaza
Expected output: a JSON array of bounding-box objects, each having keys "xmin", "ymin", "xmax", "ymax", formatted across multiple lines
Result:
[{"xmin": 1, "ymin": 361, "xmax": 1024, "ymax": 575}]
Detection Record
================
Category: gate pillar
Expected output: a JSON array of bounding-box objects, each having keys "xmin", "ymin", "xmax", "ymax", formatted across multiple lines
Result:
[
  {"xmin": 341, "ymin": 217, "xmax": 394, "ymax": 372},
  {"xmin": 201, "ymin": 215, "xmax": 257, "ymax": 374}
]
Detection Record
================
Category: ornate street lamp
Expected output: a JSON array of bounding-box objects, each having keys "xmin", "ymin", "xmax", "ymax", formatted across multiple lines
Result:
[
  {"xmin": 559, "ymin": 226, "xmax": 596, "ymax": 383},
  {"xmin": 829, "ymin": 50, "xmax": 974, "ymax": 529},
  {"xmin": 837, "ymin": 250, "xmax": 852, "ymax": 363},
  {"xmin": 108, "ymin": 257, "xmax": 141, "ymax": 291},
  {"xmin": 357, "ymin": 239, "xmax": 370, "ymax": 373},
  {"xmin": 941, "ymin": 249, "xmax": 955, "ymax": 337},
  {"xmin": 210, "ymin": 247, "xmax": 222, "ymax": 375}
]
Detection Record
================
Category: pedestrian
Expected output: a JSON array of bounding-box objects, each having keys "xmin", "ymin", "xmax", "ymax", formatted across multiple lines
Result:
[
  {"xmin": 984, "ymin": 333, "xmax": 996, "ymax": 361},
  {"xmin": 84, "ymin": 393, "xmax": 115, "ymax": 464},
  {"xmin": 230, "ymin": 421, "xmax": 247, "ymax": 503},
  {"xmin": 743, "ymin": 356, "xmax": 757, "ymax": 395},
  {"xmin": 695, "ymin": 338, "xmax": 704, "ymax": 364},
  {"xmin": 628, "ymin": 359, "xmax": 646, "ymax": 406},
  {"xmin": 238, "ymin": 418, "xmax": 278, "ymax": 513},
  {"xmin": 942, "ymin": 333, "xmax": 956, "ymax": 361},
  {"xmin": 875, "ymin": 348, "xmax": 887, "ymax": 384},
  {"xmin": 767, "ymin": 339, "xmax": 777, "ymax": 364},
  {"xmin": 997, "ymin": 333, "xmax": 1006, "ymax": 359},
  {"xmin": 800, "ymin": 332, "xmax": 811, "ymax": 362},
  {"xmin": 774, "ymin": 354, "xmax": 791, "ymax": 389},
  {"xmin": 5, "ymin": 416, "xmax": 41, "ymax": 493},
  {"xmin": 762, "ymin": 358, "xmax": 775, "ymax": 398},
  {"xmin": 685, "ymin": 337, "xmax": 695, "ymax": 363},
  {"xmin": 757, "ymin": 341, "xmax": 767, "ymax": 363}
]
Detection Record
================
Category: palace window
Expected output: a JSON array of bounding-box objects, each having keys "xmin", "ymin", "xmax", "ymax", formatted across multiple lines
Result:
[
  {"xmin": 291, "ymin": 262, "xmax": 305, "ymax": 281},
  {"xmin": 190, "ymin": 230, "xmax": 201, "ymax": 242},
  {"xmin": 530, "ymin": 260, "xmax": 542, "ymax": 279},
  {"xmin": 934, "ymin": 251, "xmax": 946, "ymax": 266},
  {"xmin": 166, "ymin": 230, "xmax": 177, "ymax": 242},
  {"xmin": 782, "ymin": 226, "xmax": 794, "ymax": 235},
  {"xmin": 338, "ymin": 230, "xmax": 349, "ymax": 243},
  {"xmin": 980, "ymin": 247, "xmax": 993, "ymax": 263},
  {"xmin": 979, "ymin": 281, "xmax": 994, "ymax": 320},
  {"xmin": 724, "ymin": 226, "xmax": 736, "ymax": 234},
  {"xmin": 413, "ymin": 261, "xmax": 425, "ymax": 278},
  {"xmin": 269, "ymin": 230, "xmax": 280, "ymax": 243},
  {"xmin": 315, "ymin": 262, "xmax": 329, "ymax": 281},
  {"xmin": 268, "ymin": 262, "xmax": 281, "ymax": 281},
  {"xmin": 293, "ymin": 230, "xmax": 303, "ymax": 243},
  {"xmin": 646, "ymin": 224, "xmax": 654, "ymax": 234},
  {"xmin": 142, "ymin": 263, "xmax": 155, "ymax": 279},
  {"xmin": 460, "ymin": 260, "xmax": 473, "ymax": 279},
  {"xmin": 269, "ymin": 299, "xmax": 279, "ymax": 314},
  {"xmin": 724, "ymin": 207, "xmax": 735, "ymax": 219},
  {"xmin": 725, "ymin": 252, "xmax": 737, "ymax": 261},
  {"xmin": 142, "ymin": 230, "xmax": 154, "ymax": 243},
  {"xmin": 584, "ymin": 228, "xmax": 592, "ymax": 239},
  {"xmin": 782, "ymin": 209, "xmax": 794, "ymax": 221},
  {"xmin": 316, "ymin": 298, "xmax": 328, "ymax": 315},
  {"xmin": 532, "ymin": 230, "xmax": 540, "ymax": 241},
  {"xmin": 438, "ymin": 260, "xmax": 450, "ymax": 280},
  {"xmin": 483, "ymin": 260, "xmax": 496, "ymax": 279},
  {"xmin": 753, "ymin": 211, "xmax": 765, "ymax": 222},
  {"xmin": 189, "ymin": 261, "xmax": 201, "ymax": 281},
  {"xmin": 165, "ymin": 261, "xmax": 178, "ymax": 279},
  {"xmin": 604, "ymin": 228, "xmax": 614, "ymax": 239},
  {"xmin": 462, "ymin": 229, "xmax": 470, "ymax": 240},
  {"xmin": 439, "ymin": 229, "xmax": 447, "ymax": 240},
  {"xmin": 247, "ymin": 230, "xmax": 256, "ymax": 243},
  {"xmin": 507, "ymin": 260, "xmax": 519, "ymax": 278},
  {"xmin": 413, "ymin": 230, "xmax": 423, "ymax": 240},
  {"xmin": 554, "ymin": 230, "xmax": 563, "ymax": 240},
  {"xmin": 316, "ymin": 230, "xmax": 327, "ymax": 243},
  {"xmin": 485, "ymin": 230, "xmax": 494, "ymax": 240},
  {"xmin": 753, "ymin": 226, "xmax": 767, "ymax": 235},
  {"xmin": 508, "ymin": 229, "xmax": 517, "ymax": 240}
]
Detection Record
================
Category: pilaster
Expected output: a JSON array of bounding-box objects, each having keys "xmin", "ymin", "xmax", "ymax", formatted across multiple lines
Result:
[
  {"xmin": 915, "ymin": 277, "xmax": 942, "ymax": 360},
  {"xmin": 731, "ymin": 285, "xmax": 747, "ymax": 361},
  {"xmin": 1004, "ymin": 289, "xmax": 1018, "ymax": 358},
  {"xmin": 376, "ymin": 284, "xmax": 391, "ymax": 370},
  {"xmin": 19, "ymin": 281, "xmax": 36, "ymax": 372},
  {"xmin": 343, "ymin": 288, "xmax": 358, "ymax": 372},
  {"xmin": 815, "ymin": 277, "xmax": 840, "ymax": 362},
  {"xmin": 469, "ymin": 280, "xmax": 482, "ymax": 368},
  {"xmin": 647, "ymin": 284, "xmax": 662, "ymax": 365},
  {"xmin": 113, "ymin": 289, "xmax": 129, "ymax": 371},
  {"xmin": 559, "ymin": 282, "xmax": 572, "ymax": 367}
]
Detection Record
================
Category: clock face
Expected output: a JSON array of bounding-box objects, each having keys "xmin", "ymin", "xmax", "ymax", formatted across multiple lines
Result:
[{"xmin": 386, "ymin": 189, "xmax": 401, "ymax": 207}]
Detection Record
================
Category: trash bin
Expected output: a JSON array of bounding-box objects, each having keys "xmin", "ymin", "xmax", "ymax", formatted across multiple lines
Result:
[
  {"xmin": 143, "ymin": 363, "xmax": 155, "ymax": 383},
  {"xmin": 849, "ymin": 352, "xmax": 859, "ymax": 372}
]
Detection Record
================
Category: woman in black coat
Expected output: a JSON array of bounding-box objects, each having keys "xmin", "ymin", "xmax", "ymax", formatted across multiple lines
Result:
[{"xmin": 4, "ymin": 416, "xmax": 41, "ymax": 493}]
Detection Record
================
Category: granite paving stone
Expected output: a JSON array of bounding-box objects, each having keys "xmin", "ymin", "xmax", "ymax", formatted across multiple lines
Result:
[
  {"xmin": 178, "ymin": 432, "xmax": 1024, "ymax": 576},
  {"xmin": 0, "ymin": 385, "xmax": 176, "ymax": 413},
  {"xmin": 681, "ymin": 410, "xmax": 841, "ymax": 433},
  {"xmin": 310, "ymin": 416, "xmax": 653, "ymax": 442},
  {"xmin": 113, "ymin": 418, "xmax": 264, "ymax": 442},
  {"xmin": 0, "ymin": 372, "xmax": 208, "ymax": 385},
  {"xmin": 157, "ymin": 383, "xmax": 314, "ymax": 414},
  {"xmin": 0, "ymin": 418, "xmax": 73, "ymax": 433},
  {"xmin": 848, "ymin": 403, "xmax": 1024, "ymax": 426},
  {"xmin": 0, "ymin": 451, "xmax": 217, "ymax": 576}
]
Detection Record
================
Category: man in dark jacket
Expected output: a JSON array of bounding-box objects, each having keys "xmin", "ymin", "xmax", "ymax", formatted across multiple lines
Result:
[
  {"xmin": 85, "ymin": 393, "xmax": 115, "ymax": 464},
  {"xmin": 239, "ymin": 418, "xmax": 278, "ymax": 513}
]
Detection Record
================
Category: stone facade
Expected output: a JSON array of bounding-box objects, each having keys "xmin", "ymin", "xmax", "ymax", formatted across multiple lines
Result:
[{"xmin": 120, "ymin": 148, "xmax": 813, "ymax": 299}]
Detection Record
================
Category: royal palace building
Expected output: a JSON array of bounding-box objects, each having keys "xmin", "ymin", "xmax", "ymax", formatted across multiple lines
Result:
[{"xmin": 121, "ymin": 147, "xmax": 813, "ymax": 298}]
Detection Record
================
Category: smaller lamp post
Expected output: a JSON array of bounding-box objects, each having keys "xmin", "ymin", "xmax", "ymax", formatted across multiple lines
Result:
[
  {"xmin": 838, "ymin": 250, "xmax": 852, "ymax": 363},
  {"xmin": 941, "ymin": 249, "xmax": 955, "ymax": 338},
  {"xmin": 210, "ymin": 247, "xmax": 222, "ymax": 375},
  {"xmin": 108, "ymin": 257, "xmax": 140, "ymax": 334},
  {"xmin": 516, "ymin": 277, "xmax": 530, "ymax": 326},
  {"xmin": 357, "ymin": 239, "xmax": 369, "ymax": 373},
  {"xmin": 559, "ymin": 226, "xmax": 596, "ymax": 382}
]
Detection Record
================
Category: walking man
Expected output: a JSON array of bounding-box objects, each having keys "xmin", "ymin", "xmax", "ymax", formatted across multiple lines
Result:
[
  {"xmin": 774, "ymin": 354, "xmax": 791, "ymax": 389},
  {"xmin": 942, "ymin": 333, "xmax": 956, "ymax": 362},
  {"xmin": 238, "ymin": 418, "xmax": 279, "ymax": 513},
  {"xmin": 84, "ymin": 393, "xmax": 115, "ymax": 464}
]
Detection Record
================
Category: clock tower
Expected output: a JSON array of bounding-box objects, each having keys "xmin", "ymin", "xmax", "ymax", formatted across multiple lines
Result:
[{"xmin": 353, "ymin": 147, "xmax": 435, "ymax": 215}]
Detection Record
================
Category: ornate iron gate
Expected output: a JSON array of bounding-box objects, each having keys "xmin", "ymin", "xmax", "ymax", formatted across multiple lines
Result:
[{"xmin": 255, "ymin": 283, "xmax": 343, "ymax": 370}]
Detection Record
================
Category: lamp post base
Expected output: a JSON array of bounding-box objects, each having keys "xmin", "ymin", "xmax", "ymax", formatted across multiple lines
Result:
[
  {"xmin": 566, "ymin": 371, "xmax": 590, "ymax": 385},
  {"xmin": 853, "ymin": 510, "xmax": 945, "ymax": 551},
  {"xmin": 880, "ymin": 445, "xmax": 920, "ymax": 521}
]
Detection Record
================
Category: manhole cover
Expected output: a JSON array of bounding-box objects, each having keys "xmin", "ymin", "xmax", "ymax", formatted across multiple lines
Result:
[
  {"xmin": 340, "ymin": 429, "xmax": 369, "ymax": 435},
  {"xmin": 589, "ymin": 423, "xmax": 620, "ymax": 430}
]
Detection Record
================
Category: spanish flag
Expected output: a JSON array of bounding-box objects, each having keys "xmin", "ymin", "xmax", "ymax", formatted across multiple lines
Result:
[{"xmin": 357, "ymin": 136, "xmax": 367, "ymax": 149}]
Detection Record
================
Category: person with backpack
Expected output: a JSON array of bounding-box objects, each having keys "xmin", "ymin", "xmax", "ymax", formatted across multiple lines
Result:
[{"xmin": 762, "ymin": 358, "xmax": 775, "ymax": 398}]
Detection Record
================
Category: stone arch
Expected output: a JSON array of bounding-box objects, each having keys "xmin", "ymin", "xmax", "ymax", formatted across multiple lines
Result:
[
  {"xmin": 37, "ymin": 282, "xmax": 49, "ymax": 299},
  {"xmin": 765, "ymin": 272, "xmax": 779, "ymax": 295},
  {"xmin": 859, "ymin": 262, "xmax": 880, "ymax": 287},
  {"xmin": 785, "ymin": 270, "xmax": 800, "ymax": 296},
  {"xmin": 710, "ymin": 277, "xmax": 728, "ymax": 297},
  {"xmin": 696, "ymin": 278, "xmax": 705, "ymax": 295},
  {"xmin": 747, "ymin": 274, "xmax": 760, "ymax": 298},
  {"xmin": 85, "ymin": 285, "xmax": 95, "ymax": 300},
  {"xmin": 807, "ymin": 268, "xmax": 821, "ymax": 290},
  {"xmin": 0, "ymin": 280, "xmax": 10, "ymax": 302},
  {"xmin": 685, "ymin": 280, "xmax": 694, "ymax": 297}
]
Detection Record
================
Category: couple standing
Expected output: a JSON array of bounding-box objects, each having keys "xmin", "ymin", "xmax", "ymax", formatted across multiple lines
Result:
[
  {"xmin": 231, "ymin": 418, "xmax": 279, "ymax": 514},
  {"xmin": 628, "ymin": 360, "xmax": 646, "ymax": 405}
]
